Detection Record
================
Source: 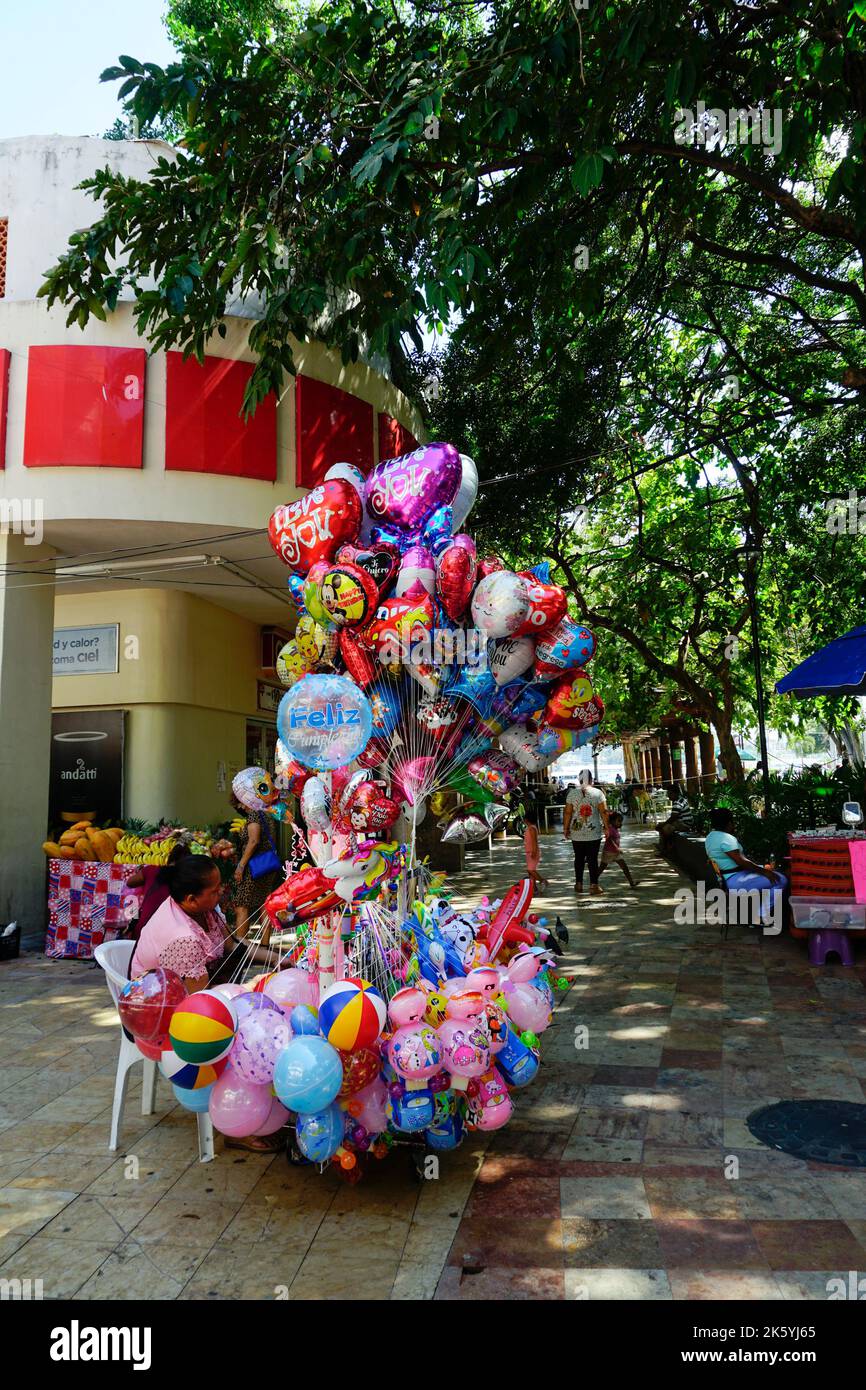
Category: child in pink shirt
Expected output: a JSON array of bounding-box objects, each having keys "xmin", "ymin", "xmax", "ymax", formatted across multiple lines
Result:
[{"xmin": 600, "ymin": 812, "xmax": 637, "ymax": 888}]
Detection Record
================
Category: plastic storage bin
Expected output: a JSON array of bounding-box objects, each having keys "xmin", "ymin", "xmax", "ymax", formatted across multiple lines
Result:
[{"xmin": 789, "ymin": 896, "xmax": 866, "ymax": 932}]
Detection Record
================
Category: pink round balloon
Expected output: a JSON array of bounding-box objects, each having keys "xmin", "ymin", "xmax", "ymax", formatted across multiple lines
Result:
[
  {"xmin": 439, "ymin": 1017, "xmax": 490, "ymax": 1087},
  {"xmin": 351, "ymin": 1078, "xmax": 388, "ymax": 1134},
  {"xmin": 264, "ymin": 967, "xmax": 319, "ymax": 1015},
  {"xmin": 208, "ymin": 1071, "xmax": 273, "ymax": 1138},
  {"xmin": 211, "ymin": 983, "xmax": 246, "ymax": 1002},
  {"xmin": 503, "ymin": 981, "xmax": 551, "ymax": 1034},
  {"xmin": 252, "ymin": 1096, "xmax": 290, "ymax": 1136}
]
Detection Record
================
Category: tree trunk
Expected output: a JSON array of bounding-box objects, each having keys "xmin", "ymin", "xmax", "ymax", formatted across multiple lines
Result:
[{"xmin": 713, "ymin": 719, "xmax": 745, "ymax": 784}]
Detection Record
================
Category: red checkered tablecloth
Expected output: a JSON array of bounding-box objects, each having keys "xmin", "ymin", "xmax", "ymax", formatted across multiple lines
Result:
[{"xmin": 45, "ymin": 859, "xmax": 138, "ymax": 960}]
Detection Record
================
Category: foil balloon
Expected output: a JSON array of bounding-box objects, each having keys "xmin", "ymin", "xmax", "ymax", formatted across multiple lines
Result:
[
  {"xmin": 392, "ymin": 755, "xmax": 437, "ymax": 807},
  {"xmin": 365, "ymin": 441, "xmax": 461, "ymax": 534},
  {"xmin": 488, "ymin": 635, "xmax": 536, "ymax": 687},
  {"xmin": 441, "ymin": 809, "xmax": 491, "ymax": 844},
  {"xmin": 368, "ymin": 679, "xmax": 402, "ymax": 737},
  {"xmin": 302, "ymin": 561, "xmax": 332, "ymax": 625},
  {"xmin": 471, "ymin": 570, "xmax": 530, "ymax": 638},
  {"xmin": 415, "ymin": 697, "xmax": 464, "ymax": 750},
  {"xmin": 268, "ymin": 481, "xmax": 362, "ymax": 575},
  {"xmin": 477, "ymin": 554, "xmax": 505, "ymax": 580},
  {"xmin": 319, "ymin": 561, "xmax": 379, "ymax": 628},
  {"xmin": 544, "ymin": 670, "xmax": 597, "ymax": 728},
  {"xmin": 492, "ymin": 678, "xmax": 550, "ymax": 725},
  {"xmin": 301, "ymin": 774, "xmax": 332, "ymax": 833},
  {"xmin": 277, "ymin": 673, "xmax": 372, "ymax": 771},
  {"xmin": 232, "ymin": 766, "xmax": 287, "ymax": 819},
  {"xmin": 485, "ymin": 803, "xmax": 510, "ymax": 831},
  {"xmin": 357, "ymin": 736, "xmax": 389, "ymax": 769},
  {"xmin": 499, "ymin": 724, "xmax": 560, "ymax": 772},
  {"xmin": 534, "ymin": 617, "xmax": 597, "ymax": 679},
  {"xmin": 444, "ymin": 665, "xmax": 498, "ymax": 718},
  {"xmin": 274, "ymin": 740, "xmax": 312, "ymax": 796},
  {"xmin": 452, "ymin": 453, "xmax": 479, "ymax": 531},
  {"xmin": 337, "ymin": 779, "xmax": 400, "ymax": 835},
  {"xmin": 467, "ymin": 750, "xmax": 522, "ymax": 796},
  {"xmin": 296, "ymin": 614, "xmax": 339, "ymax": 669},
  {"xmin": 324, "ymin": 461, "xmax": 371, "ymax": 542},
  {"xmin": 339, "ymin": 628, "xmax": 377, "ymax": 688},
  {"xmin": 338, "ymin": 1046, "xmax": 381, "ymax": 1097},
  {"xmin": 364, "ymin": 591, "xmax": 435, "ymax": 670},
  {"xmin": 336, "ymin": 542, "xmax": 400, "ymax": 594},
  {"xmin": 396, "ymin": 544, "xmax": 436, "ymax": 596},
  {"xmin": 276, "ymin": 639, "xmax": 308, "ymax": 689},
  {"xmin": 436, "ymin": 535, "xmax": 477, "ymax": 620},
  {"xmin": 516, "ymin": 575, "xmax": 568, "ymax": 635},
  {"xmin": 421, "ymin": 504, "xmax": 453, "ymax": 555}
]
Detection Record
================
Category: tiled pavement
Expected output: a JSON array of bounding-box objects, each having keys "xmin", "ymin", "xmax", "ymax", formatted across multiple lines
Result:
[{"xmin": 2, "ymin": 824, "xmax": 866, "ymax": 1300}]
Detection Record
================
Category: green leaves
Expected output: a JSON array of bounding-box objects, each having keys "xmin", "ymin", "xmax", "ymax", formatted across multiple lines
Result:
[{"xmin": 570, "ymin": 152, "xmax": 605, "ymax": 195}]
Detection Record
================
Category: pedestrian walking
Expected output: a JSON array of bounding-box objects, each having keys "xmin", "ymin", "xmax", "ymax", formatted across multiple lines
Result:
[{"xmin": 563, "ymin": 770, "xmax": 609, "ymax": 895}]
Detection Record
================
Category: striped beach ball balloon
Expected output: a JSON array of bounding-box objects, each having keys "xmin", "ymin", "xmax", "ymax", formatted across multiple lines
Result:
[
  {"xmin": 159, "ymin": 1046, "xmax": 228, "ymax": 1091},
  {"xmin": 168, "ymin": 989, "xmax": 237, "ymax": 1065},
  {"xmin": 317, "ymin": 978, "xmax": 386, "ymax": 1052}
]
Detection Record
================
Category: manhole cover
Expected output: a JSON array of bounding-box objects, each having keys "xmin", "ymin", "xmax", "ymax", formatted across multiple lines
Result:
[{"xmin": 747, "ymin": 1100, "xmax": 866, "ymax": 1167}]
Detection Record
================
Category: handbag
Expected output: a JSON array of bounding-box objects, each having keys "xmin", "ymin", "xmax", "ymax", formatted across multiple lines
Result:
[{"xmin": 248, "ymin": 818, "xmax": 282, "ymax": 880}]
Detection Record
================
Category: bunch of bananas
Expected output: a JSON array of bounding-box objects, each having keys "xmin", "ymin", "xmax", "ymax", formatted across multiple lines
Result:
[{"xmin": 114, "ymin": 835, "xmax": 178, "ymax": 865}]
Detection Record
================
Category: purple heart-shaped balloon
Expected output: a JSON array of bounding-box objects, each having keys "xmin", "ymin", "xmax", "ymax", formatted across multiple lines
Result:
[{"xmin": 365, "ymin": 442, "xmax": 461, "ymax": 533}]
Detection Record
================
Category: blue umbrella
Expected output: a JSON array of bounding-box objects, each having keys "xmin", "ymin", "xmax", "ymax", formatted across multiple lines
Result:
[{"xmin": 776, "ymin": 625, "xmax": 866, "ymax": 698}]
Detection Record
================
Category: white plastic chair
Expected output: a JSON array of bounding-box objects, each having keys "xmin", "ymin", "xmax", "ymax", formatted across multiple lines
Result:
[{"xmin": 93, "ymin": 940, "xmax": 214, "ymax": 1162}]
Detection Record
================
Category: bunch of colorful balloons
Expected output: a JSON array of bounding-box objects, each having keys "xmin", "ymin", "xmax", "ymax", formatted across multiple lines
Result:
[
  {"xmin": 117, "ymin": 874, "xmax": 560, "ymax": 1168},
  {"xmin": 258, "ymin": 440, "xmax": 604, "ymax": 841}
]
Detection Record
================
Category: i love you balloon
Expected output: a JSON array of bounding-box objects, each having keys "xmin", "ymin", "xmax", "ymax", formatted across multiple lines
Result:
[
  {"xmin": 365, "ymin": 442, "xmax": 461, "ymax": 534},
  {"xmin": 269, "ymin": 481, "xmax": 362, "ymax": 575}
]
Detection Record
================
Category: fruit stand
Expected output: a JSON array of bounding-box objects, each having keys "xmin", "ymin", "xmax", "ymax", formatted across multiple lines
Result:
[{"xmin": 42, "ymin": 818, "xmax": 236, "ymax": 960}]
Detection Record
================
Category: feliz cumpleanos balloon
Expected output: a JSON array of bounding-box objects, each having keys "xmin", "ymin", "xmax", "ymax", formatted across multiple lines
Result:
[
  {"xmin": 269, "ymin": 480, "xmax": 362, "ymax": 575},
  {"xmin": 277, "ymin": 673, "xmax": 373, "ymax": 771},
  {"xmin": 365, "ymin": 442, "xmax": 461, "ymax": 534}
]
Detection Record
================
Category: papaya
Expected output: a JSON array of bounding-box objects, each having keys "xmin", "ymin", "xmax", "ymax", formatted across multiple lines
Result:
[
  {"xmin": 58, "ymin": 846, "xmax": 76, "ymax": 859},
  {"xmin": 105, "ymin": 828, "xmax": 124, "ymax": 844},
  {"xmin": 90, "ymin": 831, "xmax": 115, "ymax": 863},
  {"xmin": 59, "ymin": 829, "xmax": 81, "ymax": 846},
  {"xmin": 43, "ymin": 841, "xmax": 63, "ymax": 856},
  {"xmin": 73, "ymin": 837, "xmax": 92, "ymax": 859}
]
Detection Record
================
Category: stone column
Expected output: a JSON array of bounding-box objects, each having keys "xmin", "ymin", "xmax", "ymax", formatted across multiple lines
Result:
[
  {"xmin": 659, "ymin": 740, "xmax": 672, "ymax": 789},
  {"xmin": 669, "ymin": 733, "xmax": 684, "ymax": 792},
  {"xmin": 0, "ymin": 535, "xmax": 56, "ymax": 942},
  {"xmin": 649, "ymin": 744, "xmax": 662, "ymax": 786},
  {"xmin": 699, "ymin": 728, "xmax": 716, "ymax": 788}
]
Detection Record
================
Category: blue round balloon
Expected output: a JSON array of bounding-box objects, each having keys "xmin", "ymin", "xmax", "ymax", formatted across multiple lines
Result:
[
  {"xmin": 295, "ymin": 1103, "xmax": 345, "ymax": 1162},
  {"xmin": 277, "ymin": 673, "xmax": 373, "ymax": 771},
  {"xmin": 290, "ymin": 1004, "xmax": 320, "ymax": 1036},
  {"xmin": 273, "ymin": 1035, "xmax": 344, "ymax": 1113},
  {"xmin": 172, "ymin": 1081, "xmax": 214, "ymax": 1113}
]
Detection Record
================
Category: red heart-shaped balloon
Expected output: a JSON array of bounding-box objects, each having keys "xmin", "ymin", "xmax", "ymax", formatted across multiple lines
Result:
[
  {"xmin": 269, "ymin": 481, "xmax": 362, "ymax": 575},
  {"xmin": 544, "ymin": 669, "xmax": 597, "ymax": 727},
  {"xmin": 436, "ymin": 542, "xmax": 477, "ymax": 620},
  {"xmin": 340, "ymin": 628, "xmax": 377, "ymax": 688},
  {"xmin": 516, "ymin": 575, "xmax": 568, "ymax": 636}
]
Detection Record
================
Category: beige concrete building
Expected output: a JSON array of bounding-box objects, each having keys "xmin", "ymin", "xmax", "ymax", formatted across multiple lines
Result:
[{"xmin": 0, "ymin": 135, "xmax": 422, "ymax": 935}]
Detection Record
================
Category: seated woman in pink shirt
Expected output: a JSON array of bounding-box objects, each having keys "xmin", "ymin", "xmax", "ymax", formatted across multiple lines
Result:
[{"xmin": 130, "ymin": 855, "xmax": 230, "ymax": 992}]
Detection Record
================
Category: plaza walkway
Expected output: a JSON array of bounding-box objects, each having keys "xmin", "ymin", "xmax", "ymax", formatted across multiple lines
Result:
[{"xmin": 1, "ymin": 824, "xmax": 866, "ymax": 1300}]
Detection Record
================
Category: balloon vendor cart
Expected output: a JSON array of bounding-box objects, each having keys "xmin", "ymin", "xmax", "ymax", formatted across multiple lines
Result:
[{"xmin": 119, "ymin": 442, "xmax": 601, "ymax": 1179}]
